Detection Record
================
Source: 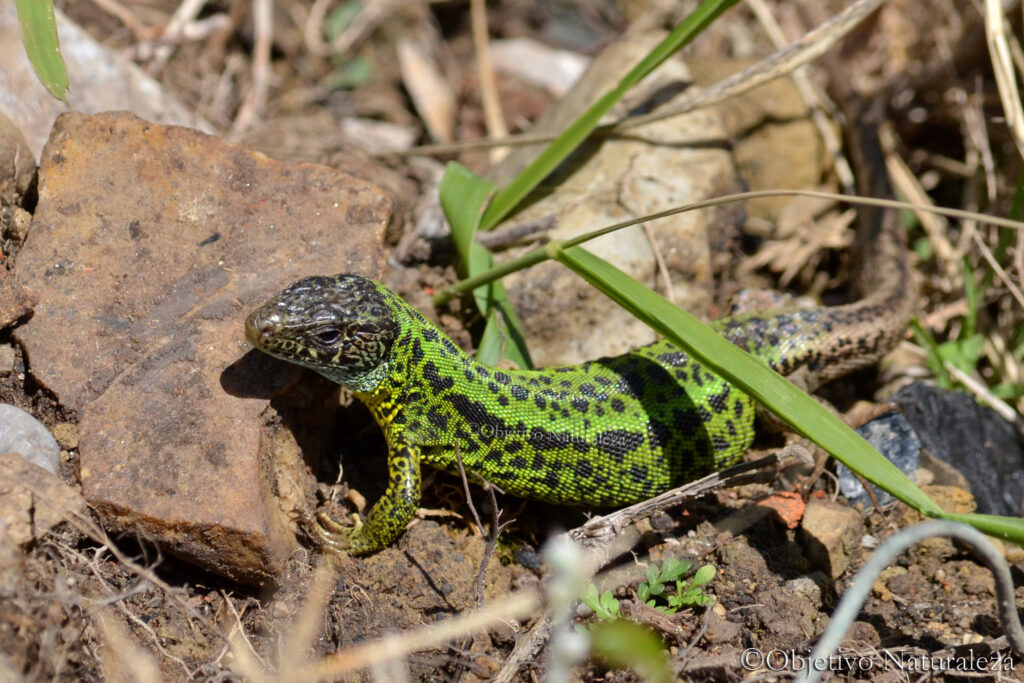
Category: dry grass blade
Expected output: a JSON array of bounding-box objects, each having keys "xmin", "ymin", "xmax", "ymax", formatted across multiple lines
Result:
[
  {"xmin": 303, "ymin": 0, "xmax": 392, "ymax": 57},
  {"xmin": 229, "ymin": 0, "xmax": 272, "ymax": 139},
  {"xmin": 147, "ymin": 0, "xmax": 207, "ymax": 70},
  {"xmin": 273, "ymin": 556, "xmax": 344, "ymax": 682},
  {"xmin": 944, "ymin": 357, "xmax": 1024, "ymax": 430},
  {"xmin": 471, "ymin": 0, "xmax": 509, "ymax": 163},
  {"xmin": 741, "ymin": 0, "xmax": 854, "ymax": 191},
  {"xmin": 85, "ymin": 0, "xmax": 147, "ymax": 38},
  {"xmin": 305, "ymin": 591, "xmax": 538, "ymax": 678},
  {"xmin": 398, "ymin": 38, "xmax": 456, "ymax": 143},
  {"xmin": 396, "ymin": 0, "xmax": 887, "ymax": 158},
  {"xmin": 881, "ymin": 124, "xmax": 959, "ymax": 283},
  {"xmin": 984, "ymin": 0, "xmax": 1024, "ymax": 161},
  {"xmin": 971, "ymin": 229, "xmax": 1024, "ymax": 311},
  {"xmin": 94, "ymin": 608, "xmax": 163, "ymax": 683},
  {"xmin": 222, "ymin": 590, "xmax": 270, "ymax": 676}
]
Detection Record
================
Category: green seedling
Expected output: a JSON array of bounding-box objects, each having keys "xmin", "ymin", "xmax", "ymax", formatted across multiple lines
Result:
[{"xmin": 638, "ymin": 558, "xmax": 716, "ymax": 613}]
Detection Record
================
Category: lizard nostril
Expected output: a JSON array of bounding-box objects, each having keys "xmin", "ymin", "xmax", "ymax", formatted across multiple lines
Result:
[{"xmin": 244, "ymin": 313, "xmax": 271, "ymax": 346}]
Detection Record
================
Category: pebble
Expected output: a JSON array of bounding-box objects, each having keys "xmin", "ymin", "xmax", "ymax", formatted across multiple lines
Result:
[
  {"xmin": 800, "ymin": 497, "xmax": 864, "ymax": 579},
  {"xmin": 50, "ymin": 422, "xmax": 79, "ymax": 451},
  {"xmin": 837, "ymin": 411, "xmax": 921, "ymax": 507},
  {"xmin": 1, "ymin": 206, "xmax": 31, "ymax": 243},
  {"xmin": 0, "ymin": 451, "xmax": 86, "ymax": 546},
  {"xmin": 0, "ymin": 344, "xmax": 14, "ymax": 376},
  {"xmin": 0, "ymin": 404, "xmax": 60, "ymax": 475}
]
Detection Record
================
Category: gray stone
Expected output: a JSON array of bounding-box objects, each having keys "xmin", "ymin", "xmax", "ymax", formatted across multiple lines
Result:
[
  {"xmin": 838, "ymin": 411, "xmax": 921, "ymax": 507},
  {"xmin": 0, "ymin": 404, "xmax": 60, "ymax": 475}
]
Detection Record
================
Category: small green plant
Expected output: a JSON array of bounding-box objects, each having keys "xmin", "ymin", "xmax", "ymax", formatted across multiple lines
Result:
[
  {"xmin": 911, "ymin": 259, "xmax": 984, "ymax": 390},
  {"xmin": 578, "ymin": 558, "xmax": 715, "ymax": 630},
  {"xmin": 321, "ymin": 0, "xmax": 373, "ymax": 90},
  {"xmin": 580, "ymin": 583, "xmax": 621, "ymax": 621},
  {"xmin": 638, "ymin": 558, "xmax": 716, "ymax": 612}
]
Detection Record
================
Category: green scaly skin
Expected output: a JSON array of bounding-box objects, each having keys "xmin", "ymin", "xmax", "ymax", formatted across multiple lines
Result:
[{"xmin": 244, "ymin": 124, "xmax": 912, "ymax": 555}]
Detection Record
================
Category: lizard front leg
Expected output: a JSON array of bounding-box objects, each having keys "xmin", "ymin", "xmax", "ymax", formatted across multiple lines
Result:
[{"xmin": 313, "ymin": 438, "xmax": 422, "ymax": 555}]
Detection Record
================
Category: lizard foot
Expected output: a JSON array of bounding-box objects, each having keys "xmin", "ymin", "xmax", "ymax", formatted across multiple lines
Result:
[
  {"xmin": 313, "ymin": 510, "xmax": 352, "ymax": 553},
  {"xmin": 291, "ymin": 505, "xmax": 353, "ymax": 554}
]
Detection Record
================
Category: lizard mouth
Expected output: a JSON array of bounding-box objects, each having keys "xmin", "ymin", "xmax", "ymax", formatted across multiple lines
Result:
[{"xmin": 244, "ymin": 311, "xmax": 274, "ymax": 350}]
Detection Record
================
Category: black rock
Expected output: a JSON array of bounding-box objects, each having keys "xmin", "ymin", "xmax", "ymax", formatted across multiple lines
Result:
[
  {"xmin": 892, "ymin": 382, "xmax": 1024, "ymax": 517},
  {"xmin": 837, "ymin": 411, "xmax": 921, "ymax": 507}
]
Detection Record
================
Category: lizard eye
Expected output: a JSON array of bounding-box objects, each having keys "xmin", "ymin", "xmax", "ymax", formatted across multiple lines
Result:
[{"xmin": 312, "ymin": 327, "xmax": 342, "ymax": 346}]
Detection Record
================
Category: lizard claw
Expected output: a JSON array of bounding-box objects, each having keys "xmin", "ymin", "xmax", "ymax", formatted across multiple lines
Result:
[{"xmin": 292, "ymin": 505, "xmax": 354, "ymax": 554}]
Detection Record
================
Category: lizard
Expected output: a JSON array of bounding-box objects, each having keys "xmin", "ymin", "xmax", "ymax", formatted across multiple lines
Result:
[{"xmin": 244, "ymin": 108, "xmax": 913, "ymax": 555}]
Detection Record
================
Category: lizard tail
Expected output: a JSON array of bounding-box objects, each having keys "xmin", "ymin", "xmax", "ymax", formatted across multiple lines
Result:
[{"xmin": 716, "ymin": 101, "xmax": 914, "ymax": 390}]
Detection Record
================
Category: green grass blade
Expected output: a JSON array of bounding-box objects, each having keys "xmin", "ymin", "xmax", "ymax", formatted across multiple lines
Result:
[
  {"xmin": 939, "ymin": 512, "xmax": 1024, "ymax": 542},
  {"xmin": 439, "ymin": 162, "xmax": 495, "ymax": 313},
  {"xmin": 15, "ymin": 0, "xmax": 67, "ymax": 100},
  {"xmin": 439, "ymin": 162, "xmax": 532, "ymax": 368},
  {"xmin": 553, "ymin": 244, "xmax": 1024, "ymax": 545},
  {"xmin": 551, "ymin": 244, "xmax": 947, "ymax": 512},
  {"xmin": 910, "ymin": 319, "xmax": 953, "ymax": 388},
  {"xmin": 440, "ymin": 0, "xmax": 739, "ymax": 365},
  {"xmin": 478, "ymin": 0, "xmax": 740, "ymax": 231}
]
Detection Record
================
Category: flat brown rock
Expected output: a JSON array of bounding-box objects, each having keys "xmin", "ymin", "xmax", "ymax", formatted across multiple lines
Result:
[{"xmin": 13, "ymin": 112, "xmax": 390, "ymax": 583}]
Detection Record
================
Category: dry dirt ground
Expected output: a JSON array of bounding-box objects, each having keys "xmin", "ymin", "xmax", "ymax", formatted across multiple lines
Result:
[{"xmin": 1, "ymin": 0, "xmax": 1023, "ymax": 680}]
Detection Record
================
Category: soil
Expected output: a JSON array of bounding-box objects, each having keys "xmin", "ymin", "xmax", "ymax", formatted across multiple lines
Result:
[{"xmin": 1, "ymin": 0, "xmax": 1023, "ymax": 681}]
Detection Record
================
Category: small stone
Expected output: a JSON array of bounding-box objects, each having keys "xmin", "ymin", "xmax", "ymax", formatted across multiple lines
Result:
[
  {"xmin": 0, "ymin": 344, "xmax": 14, "ymax": 376},
  {"xmin": 1005, "ymin": 544, "xmax": 1024, "ymax": 565},
  {"xmin": 0, "ymin": 404, "xmax": 60, "ymax": 475},
  {"xmin": 50, "ymin": 423, "xmax": 79, "ymax": 451},
  {"xmin": 902, "ymin": 485, "xmax": 977, "ymax": 527},
  {"xmin": 787, "ymin": 575, "xmax": 823, "ymax": 606},
  {"xmin": 702, "ymin": 606, "xmax": 742, "ymax": 645},
  {"xmin": 0, "ymin": 271, "xmax": 35, "ymax": 330},
  {"xmin": 0, "ymin": 529, "xmax": 23, "ymax": 595},
  {"xmin": 837, "ymin": 412, "xmax": 921, "ymax": 507},
  {"xmin": 514, "ymin": 545, "xmax": 542, "ymax": 571},
  {"xmin": 0, "ymin": 451, "xmax": 87, "ymax": 546},
  {"xmin": 0, "ymin": 109, "xmax": 35, "ymax": 204},
  {"xmin": 801, "ymin": 497, "xmax": 864, "ymax": 579},
  {"xmin": 1, "ymin": 206, "xmax": 31, "ymax": 242}
]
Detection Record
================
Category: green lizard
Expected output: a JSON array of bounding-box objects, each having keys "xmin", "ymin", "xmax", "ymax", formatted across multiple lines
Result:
[{"xmin": 244, "ymin": 121, "xmax": 912, "ymax": 555}]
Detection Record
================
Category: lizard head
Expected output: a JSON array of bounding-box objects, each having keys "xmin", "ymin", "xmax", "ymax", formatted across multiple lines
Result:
[{"xmin": 245, "ymin": 273, "xmax": 400, "ymax": 392}]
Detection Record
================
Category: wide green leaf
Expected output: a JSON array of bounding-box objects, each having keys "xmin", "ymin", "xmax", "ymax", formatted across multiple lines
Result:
[
  {"xmin": 439, "ymin": 162, "xmax": 532, "ymax": 368},
  {"xmin": 588, "ymin": 620, "xmax": 674, "ymax": 683},
  {"xmin": 15, "ymin": 0, "xmax": 67, "ymax": 100}
]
